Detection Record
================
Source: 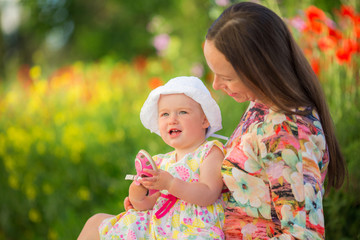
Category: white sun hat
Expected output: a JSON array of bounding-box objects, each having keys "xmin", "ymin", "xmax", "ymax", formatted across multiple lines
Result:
[{"xmin": 140, "ymin": 76, "xmax": 222, "ymax": 139}]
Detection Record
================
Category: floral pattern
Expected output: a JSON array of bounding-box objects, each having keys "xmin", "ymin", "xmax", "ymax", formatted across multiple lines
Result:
[
  {"xmin": 222, "ymin": 101, "xmax": 328, "ymax": 239},
  {"xmin": 99, "ymin": 140, "xmax": 227, "ymax": 240}
]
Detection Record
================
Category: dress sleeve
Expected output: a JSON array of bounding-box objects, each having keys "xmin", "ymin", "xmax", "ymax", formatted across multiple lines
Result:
[
  {"xmin": 204, "ymin": 140, "xmax": 225, "ymax": 158},
  {"xmin": 258, "ymin": 119, "xmax": 325, "ymax": 239}
]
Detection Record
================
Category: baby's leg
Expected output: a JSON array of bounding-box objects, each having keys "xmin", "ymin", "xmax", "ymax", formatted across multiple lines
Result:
[{"xmin": 77, "ymin": 213, "xmax": 114, "ymax": 240}]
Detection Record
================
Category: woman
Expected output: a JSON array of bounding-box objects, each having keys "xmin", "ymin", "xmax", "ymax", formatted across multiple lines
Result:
[{"xmin": 203, "ymin": 2, "xmax": 346, "ymax": 239}]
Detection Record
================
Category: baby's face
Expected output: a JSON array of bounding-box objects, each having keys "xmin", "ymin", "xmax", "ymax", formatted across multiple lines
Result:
[{"xmin": 157, "ymin": 94, "xmax": 209, "ymax": 151}]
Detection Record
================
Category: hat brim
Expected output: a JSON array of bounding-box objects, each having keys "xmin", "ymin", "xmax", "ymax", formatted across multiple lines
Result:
[{"xmin": 140, "ymin": 76, "xmax": 222, "ymax": 139}]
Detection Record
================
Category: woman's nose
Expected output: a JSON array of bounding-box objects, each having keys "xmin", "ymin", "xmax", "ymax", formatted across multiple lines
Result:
[{"xmin": 212, "ymin": 75, "xmax": 222, "ymax": 90}]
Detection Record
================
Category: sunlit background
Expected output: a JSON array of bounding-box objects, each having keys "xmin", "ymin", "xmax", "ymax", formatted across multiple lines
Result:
[{"xmin": 0, "ymin": 0, "xmax": 359, "ymax": 239}]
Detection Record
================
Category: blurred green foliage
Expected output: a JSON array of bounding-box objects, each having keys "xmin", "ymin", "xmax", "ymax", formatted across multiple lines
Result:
[
  {"xmin": 0, "ymin": 0, "xmax": 359, "ymax": 239},
  {"xmin": 0, "ymin": 0, "xmax": 345, "ymax": 78}
]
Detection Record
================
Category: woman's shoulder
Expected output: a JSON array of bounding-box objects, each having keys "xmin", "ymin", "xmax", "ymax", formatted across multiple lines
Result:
[
  {"xmin": 259, "ymin": 105, "xmax": 324, "ymax": 139},
  {"xmin": 231, "ymin": 101, "xmax": 270, "ymax": 135},
  {"xmin": 244, "ymin": 101, "xmax": 270, "ymax": 123}
]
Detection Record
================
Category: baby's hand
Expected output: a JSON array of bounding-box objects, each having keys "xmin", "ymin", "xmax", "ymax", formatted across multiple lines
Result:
[
  {"xmin": 124, "ymin": 197, "xmax": 134, "ymax": 211},
  {"xmin": 140, "ymin": 169, "xmax": 174, "ymax": 191}
]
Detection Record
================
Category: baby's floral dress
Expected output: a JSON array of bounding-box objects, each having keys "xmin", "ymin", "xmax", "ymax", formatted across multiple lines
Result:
[
  {"xmin": 99, "ymin": 140, "xmax": 227, "ymax": 240},
  {"xmin": 222, "ymin": 101, "xmax": 328, "ymax": 239}
]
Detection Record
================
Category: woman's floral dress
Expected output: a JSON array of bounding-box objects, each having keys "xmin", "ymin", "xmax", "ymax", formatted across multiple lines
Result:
[
  {"xmin": 99, "ymin": 140, "xmax": 227, "ymax": 240},
  {"xmin": 222, "ymin": 101, "xmax": 328, "ymax": 239}
]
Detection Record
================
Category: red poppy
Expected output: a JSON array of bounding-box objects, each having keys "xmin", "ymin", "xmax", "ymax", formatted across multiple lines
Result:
[
  {"xmin": 336, "ymin": 46, "xmax": 352, "ymax": 64},
  {"xmin": 318, "ymin": 36, "xmax": 337, "ymax": 51},
  {"xmin": 134, "ymin": 56, "xmax": 147, "ymax": 74},
  {"xmin": 305, "ymin": 20, "xmax": 326, "ymax": 34},
  {"xmin": 310, "ymin": 58, "xmax": 320, "ymax": 76},
  {"xmin": 340, "ymin": 5, "xmax": 356, "ymax": 19},
  {"xmin": 148, "ymin": 77, "xmax": 163, "ymax": 90},
  {"xmin": 354, "ymin": 16, "xmax": 360, "ymax": 38},
  {"xmin": 305, "ymin": 6, "xmax": 326, "ymax": 22},
  {"xmin": 303, "ymin": 48, "xmax": 313, "ymax": 58},
  {"xmin": 17, "ymin": 64, "xmax": 33, "ymax": 89},
  {"xmin": 344, "ymin": 38, "xmax": 358, "ymax": 53},
  {"xmin": 328, "ymin": 28, "xmax": 342, "ymax": 41}
]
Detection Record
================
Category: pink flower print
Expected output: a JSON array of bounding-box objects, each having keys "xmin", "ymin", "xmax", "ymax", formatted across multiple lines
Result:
[
  {"xmin": 157, "ymin": 226, "xmax": 167, "ymax": 236},
  {"xmin": 136, "ymin": 216, "xmax": 147, "ymax": 231},
  {"xmin": 200, "ymin": 209, "xmax": 211, "ymax": 223},
  {"xmin": 223, "ymin": 167, "xmax": 271, "ymax": 219},
  {"xmin": 175, "ymin": 165, "xmax": 190, "ymax": 181},
  {"xmin": 241, "ymin": 223, "xmax": 257, "ymax": 237},
  {"xmin": 111, "ymin": 224, "xmax": 123, "ymax": 236},
  {"xmin": 210, "ymin": 226, "xmax": 225, "ymax": 238},
  {"xmin": 190, "ymin": 175, "xmax": 199, "ymax": 183},
  {"xmin": 183, "ymin": 217, "xmax": 193, "ymax": 225},
  {"xmin": 127, "ymin": 230, "xmax": 136, "ymax": 240}
]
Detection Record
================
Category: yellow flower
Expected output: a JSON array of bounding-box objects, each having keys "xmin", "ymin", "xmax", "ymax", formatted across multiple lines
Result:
[
  {"xmin": 3, "ymin": 156, "xmax": 15, "ymax": 171},
  {"xmin": 5, "ymin": 89, "xmax": 19, "ymax": 105},
  {"xmin": 48, "ymin": 228, "xmax": 58, "ymax": 240},
  {"xmin": 8, "ymin": 174, "xmax": 19, "ymax": 189},
  {"xmin": 31, "ymin": 79, "xmax": 47, "ymax": 95},
  {"xmin": 97, "ymin": 82, "xmax": 112, "ymax": 103},
  {"xmin": 26, "ymin": 185, "xmax": 37, "ymax": 200},
  {"xmin": 29, "ymin": 208, "xmax": 42, "ymax": 223},
  {"xmin": 30, "ymin": 65, "xmax": 41, "ymax": 80},
  {"xmin": 36, "ymin": 142, "xmax": 46, "ymax": 154},
  {"xmin": 43, "ymin": 183, "xmax": 54, "ymax": 195},
  {"xmin": 54, "ymin": 112, "xmax": 66, "ymax": 126},
  {"xmin": 6, "ymin": 126, "xmax": 31, "ymax": 153},
  {"xmin": 77, "ymin": 186, "xmax": 90, "ymax": 201}
]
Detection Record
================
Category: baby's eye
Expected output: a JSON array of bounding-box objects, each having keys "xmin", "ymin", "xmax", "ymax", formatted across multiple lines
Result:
[
  {"xmin": 179, "ymin": 111, "xmax": 188, "ymax": 115},
  {"xmin": 160, "ymin": 112, "xmax": 169, "ymax": 117}
]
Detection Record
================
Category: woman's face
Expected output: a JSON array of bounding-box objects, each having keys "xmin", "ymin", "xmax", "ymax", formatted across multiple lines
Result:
[{"xmin": 203, "ymin": 40, "xmax": 256, "ymax": 103}]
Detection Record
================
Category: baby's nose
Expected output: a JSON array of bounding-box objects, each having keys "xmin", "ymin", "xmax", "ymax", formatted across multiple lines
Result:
[{"xmin": 169, "ymin": 114, "xmax": 179, "ymax": 123}]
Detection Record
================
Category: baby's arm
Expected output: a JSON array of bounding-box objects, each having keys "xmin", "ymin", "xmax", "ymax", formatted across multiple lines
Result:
[
  {"xmin": 140, "ymin": 146, "xmax": 224, "ymax": 207},
  {"xmin": 128, "ymin": 181, "xmax": 160, "ymax": 211}
]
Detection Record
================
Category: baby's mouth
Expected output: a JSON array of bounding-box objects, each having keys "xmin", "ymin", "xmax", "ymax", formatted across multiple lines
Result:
[{"xmin": 169, "ymin": 129, "xmax": 182, "ymax": 136}]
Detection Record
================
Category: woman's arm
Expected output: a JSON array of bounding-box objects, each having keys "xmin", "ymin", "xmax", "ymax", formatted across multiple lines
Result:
[
  {"xmin": 260, "ymin": 123, "xmax": 326, "ymax": 239},
  {"xmin": 140, "ymin": 146, "xmax": 224, "ymax": 207}
]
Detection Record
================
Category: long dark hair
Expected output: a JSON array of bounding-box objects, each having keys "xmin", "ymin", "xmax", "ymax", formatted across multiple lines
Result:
[{"xmin": 206, "ymin": 2, "xmax": 346, "ymax": 193}]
